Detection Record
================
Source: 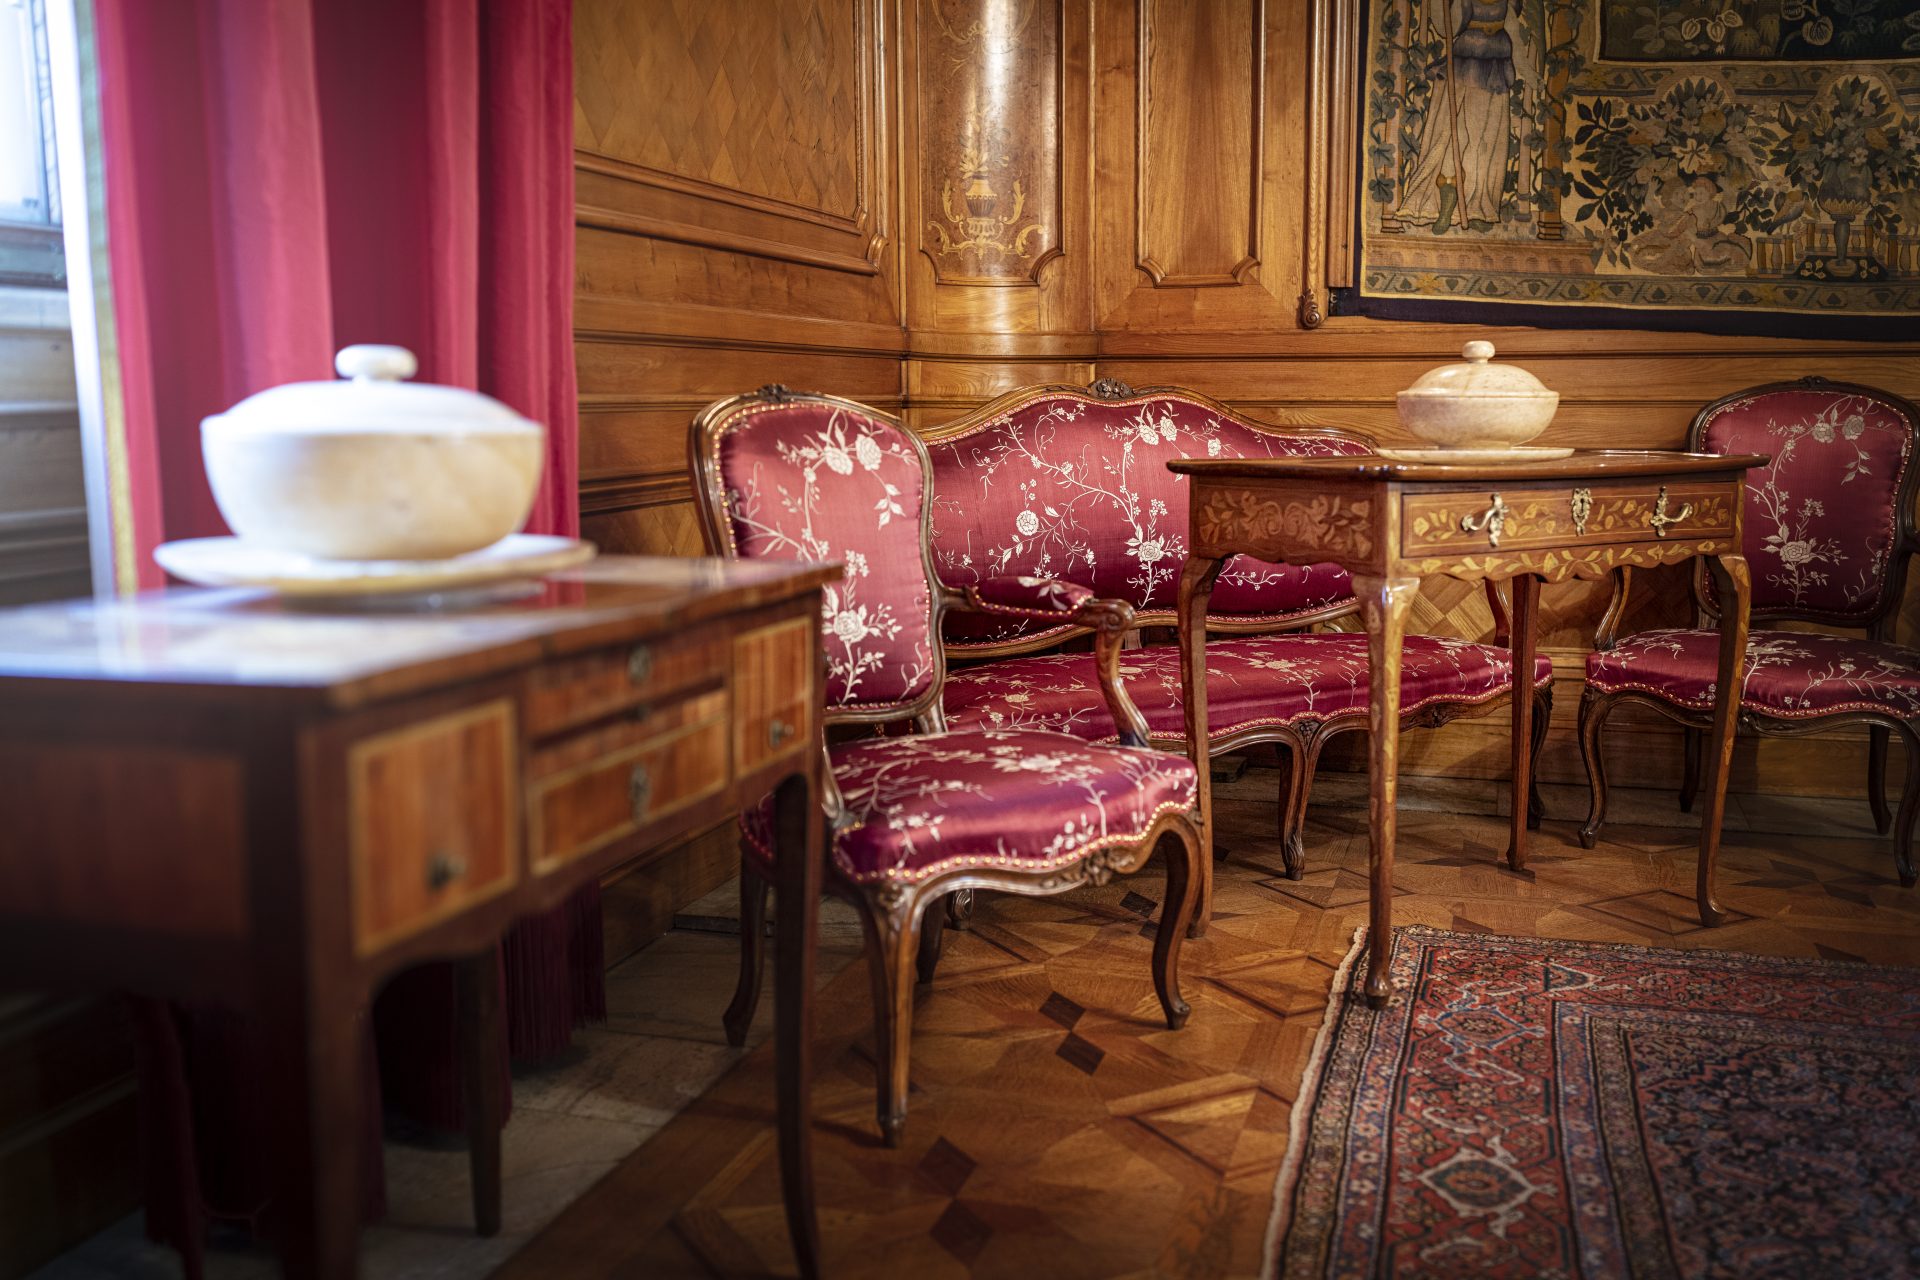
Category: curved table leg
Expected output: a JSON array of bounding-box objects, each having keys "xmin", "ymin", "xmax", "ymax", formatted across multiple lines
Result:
[
  {"xmin": 1354, "ymin": 574, "xmax": 1420, "ymax": 1008},
  {"xmin": 1697, "ymin": 553, "xmax": 1750, "ymax": 927},
  {"xmin": 1177, "ymin": 554, "xmax": 1225, "ymax": 937},
  {"xmin": 1506, "ymin": 573, "xmax": 1540, "ymax": 873}
]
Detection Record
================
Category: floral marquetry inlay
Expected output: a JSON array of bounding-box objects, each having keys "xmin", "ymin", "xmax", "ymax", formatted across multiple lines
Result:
[
  {"xmin": 1400, "ymin": 540, "xmax": 1733, "ymax": 585},
  {"xmin": 1193, "ymin": 492, "xmax": 1373, "ymax": 562},
  {"xmin": 1405, "ymin": 488, "xmax": 1736, "ymax": 555}
]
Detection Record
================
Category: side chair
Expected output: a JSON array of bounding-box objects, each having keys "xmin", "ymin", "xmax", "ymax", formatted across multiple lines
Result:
[{"xmin": 690, "ymin": 384, "xmax": 1205, "ymax": 1146}]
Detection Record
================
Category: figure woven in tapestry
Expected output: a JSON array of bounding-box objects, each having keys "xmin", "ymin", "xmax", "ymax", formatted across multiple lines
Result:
[{"xmin": 1353, "ymin": 0, "xmax": 1920, "ymax": 328}]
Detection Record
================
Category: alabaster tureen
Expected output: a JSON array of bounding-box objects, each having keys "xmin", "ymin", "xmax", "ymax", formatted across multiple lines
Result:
[
  {"xmin": 1395, "ymin": 340, "xmax": 1560, "ymax": 451},
  {"xmin": 201, "ymin": 345, "xmax": 545, "ymax": 561}
]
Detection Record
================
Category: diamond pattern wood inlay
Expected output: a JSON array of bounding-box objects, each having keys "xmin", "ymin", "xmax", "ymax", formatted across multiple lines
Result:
[{"xmin": 573, "ymin": 0, "xmax": 863, "ymax": 217}]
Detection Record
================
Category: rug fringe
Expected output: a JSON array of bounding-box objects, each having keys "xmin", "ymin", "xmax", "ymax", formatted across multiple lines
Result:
[{"xmin": 1259, "ymin": 924, "xmax": 1371, "ymax": 1280}]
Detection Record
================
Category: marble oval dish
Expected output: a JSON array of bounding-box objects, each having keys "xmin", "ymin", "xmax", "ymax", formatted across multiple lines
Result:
[
  {"xmin": 200, "ymin": 344, "xmax": 546, "ymax": 561},
  {"xmin": 1386, "ymin": 340, "xmax": 1564, "ymax": 461}
]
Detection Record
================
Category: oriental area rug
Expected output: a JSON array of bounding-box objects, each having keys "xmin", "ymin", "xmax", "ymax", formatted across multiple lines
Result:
[{"xmin": 1266, "ymin": 925, "xmax": 1920, "ymax": 1279}]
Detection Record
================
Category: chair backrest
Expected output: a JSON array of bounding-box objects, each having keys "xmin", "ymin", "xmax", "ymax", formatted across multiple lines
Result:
[
  {"xmin": 690, "ymin": 386, "xmax": 948, "ymax": 722},
  {"xmin": 924, "ymin": 382, "xmax": 1374, "ymax": 648},
  {"xmin": 1690, "ymin": 378, "xmax": 1920, "ymax": 629}
]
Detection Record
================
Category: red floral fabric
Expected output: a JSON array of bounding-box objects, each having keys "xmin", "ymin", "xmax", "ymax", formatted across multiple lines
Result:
[
  {"xmin": 1698, "ymin": 386, "xmax": 1915, "ymax": 621},
  {"xmin": 944, "ymin": 634, "xmax": 1555, "ymax": 742},
  {"xmin": 742, "ymin": 729, "xmax": 1197, "ymax": 885},
  {"xmin": 1586, "ymin": 628, "xmax": 1920, "ymax": 719},
  {"xmin": 711, "ymin": 401, "xmax": 936, "ymax": 709},
  {"xmin": 970, "ymin": 574, "xmax": 1096, "ymax": 614},
  {"xmin": 928, "ymin": 393, "xmax": 1368, "ymax": 644}
]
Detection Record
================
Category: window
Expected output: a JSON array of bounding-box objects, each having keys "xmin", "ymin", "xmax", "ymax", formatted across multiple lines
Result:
[{"xmin": 0, "ymin": 0, "xmax": 58, "ymax": 227}]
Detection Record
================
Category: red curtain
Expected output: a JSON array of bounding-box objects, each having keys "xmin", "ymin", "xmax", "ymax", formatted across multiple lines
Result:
[{"xmin": 96, "ymin": 0, "xmax": 592, "ymax": 1270}]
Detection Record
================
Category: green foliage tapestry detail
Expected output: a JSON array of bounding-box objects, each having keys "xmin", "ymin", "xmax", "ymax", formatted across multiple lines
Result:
[{"xmin": 1355, "ymin": 0, "xmax": 1920, "ymax": 325}]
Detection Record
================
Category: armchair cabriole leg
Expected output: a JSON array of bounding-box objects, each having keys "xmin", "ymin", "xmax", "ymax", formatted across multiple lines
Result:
[
  {"xmin": 723, "ymin": 857, "xmax": 769, "ymax": 1048},
  {"xmin": 945, "ymin": 888, "xmax": 974, "ymax": 930},
  {"xmin": 857, "ymin": 892, "xmax": 918, "ymax": 1148},
  {"xmin": 1527, "ymin": 686, "xmax": 1552, "ymax": 832},
  {"xmin": 1895, "ymin": 723, "xmax": 1920, "ymax": 888},
  {"xmin": 1578, "ymin": 687, "xmax": 1614, "ymax": 850},
  {"xmin": 915, "ymin": 907, "xmax": 946, "ymax": 986},
  {"xmin": 1276, "ymin": 727, "xmax": 1324, "ymax": 881},
  {"xmin": 1870, "ymin": 725, "xmax": 1894, "ymax": 836},
  {"xmin": 1679, "ymin": 727, "xmax": 1702, "ymax": 814},
  {"xmin": 1153, "ymin": 823, "xmax": 1201, "ymax": 1030}
]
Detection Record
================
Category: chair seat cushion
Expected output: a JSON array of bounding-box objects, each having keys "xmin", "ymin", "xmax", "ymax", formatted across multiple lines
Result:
[
  {"xmin": 943, "ymin": 633, "xmax": 1554, "ymax": 743},
  {"xmin": 1586, "ymin": 628, "xmax": 1920, "ymax": 718},
  {"xmin": 744, "ymin": 729, "xmax": 1197, "ymax": 886}
]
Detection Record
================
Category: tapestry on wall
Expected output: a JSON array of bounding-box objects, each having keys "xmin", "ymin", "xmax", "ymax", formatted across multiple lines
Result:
[{"xmin": 1345, "ymin": 0, "xmax": 1920, "ymax": 334}]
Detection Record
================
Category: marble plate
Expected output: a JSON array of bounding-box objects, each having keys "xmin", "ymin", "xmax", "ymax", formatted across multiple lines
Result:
[
  {"xmin": 154, "ymin": 533, "xmax": 597, "ymax": 598},
  {"xmin": 1374, "ymin": 445, "xmax": 1576, "ymax": 464}
]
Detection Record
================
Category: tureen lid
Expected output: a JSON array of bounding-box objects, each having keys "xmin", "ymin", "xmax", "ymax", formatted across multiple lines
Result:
[
  {"xmin": 204, "ymin": 345, "xmax": 541, "ymax": 435},
  {"xmin": 1398, "ymin": 341, "xmax": 1554, "ymax": 400}
]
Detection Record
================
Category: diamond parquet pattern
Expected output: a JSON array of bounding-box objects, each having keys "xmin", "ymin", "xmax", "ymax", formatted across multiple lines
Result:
[
  {"xmin": 573, "ymin": 0, "xmax": 862, "ymax": 217},
  {"xmin": 500, "ymin": 762, "xmax": 1920, "ymax": 1279}
]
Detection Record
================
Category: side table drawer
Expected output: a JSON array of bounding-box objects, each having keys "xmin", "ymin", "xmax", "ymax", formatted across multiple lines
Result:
[
  {"xmin": 733, "ymin": 616, "xmax": 814, "ymax": 773},
  {"xmin": 525, "ymin": 630, "xmax": 726, "ymax": 737},
  {"xmin": 349, "ymin": 700, "xmax": 518, "ymax": 955},
  {"xmin": 1405, "ymin": 481, "xmax": 1738, "ymax": 555},
  {"xmin": 529, "ymin": 689, "xmax": 730, "ymax": 873}
]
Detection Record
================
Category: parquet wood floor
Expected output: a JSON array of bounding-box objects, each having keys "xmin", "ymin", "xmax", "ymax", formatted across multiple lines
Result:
[{"xmin": 498, "ymin": 762, "xmax": 1920, "ymax": 1279}]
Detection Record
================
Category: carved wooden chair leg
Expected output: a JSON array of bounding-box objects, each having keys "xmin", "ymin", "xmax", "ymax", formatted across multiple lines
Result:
[
  {"xmin": 1526, "ymin": 686, "xmax": 1552, "ymax": 831},
  {"xmin": 915, "ymin": 905, "xmax": 947, "ymax": 986},
  {"xmin": 1893, "ymin": 722, "xmax": 1920, "ymax": 888},
  {"xmin": 1577, "ymin": 687, "xmax": 1615, "ymax": 850},
  {"xmin": 945, "ymin": 888, "xmax": 974, "ymax": 930},
  {"xmin": 857, "ymin": 891, "xmax": 920, "ymax": 1147},
  {"xmin": 1276, "ymin": 725, "xmax": 1324, "ymax": 881},
  {"xmin": 1870, "ymin": 724, "xmax": 1894, "ymax": 836},
  {"xmin": 723, "ymin": 856, "xmax": 770, "ymax": 1048},
  {"xmin": 1678, "ymin": 727, "xmax": 1703, "ymax": 814},
  {"xmin": 1152, "ymin": 822, "xmax": 1201, "ymax": 1030}
]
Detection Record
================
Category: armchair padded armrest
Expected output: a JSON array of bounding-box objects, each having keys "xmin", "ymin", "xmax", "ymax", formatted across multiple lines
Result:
[
  {"xmin": 967, "ymin": 575, "xmax": 1097, "ymax": 616},
  {"xmin": 957, "ymin": 576, "xmax": 1150, "ymax": 747}
]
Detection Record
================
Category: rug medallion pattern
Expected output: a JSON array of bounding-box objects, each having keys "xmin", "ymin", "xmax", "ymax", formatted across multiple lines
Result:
[{"xmin": 1269, "ymin": 926, "xmax": 1920, "ymax": 1279}]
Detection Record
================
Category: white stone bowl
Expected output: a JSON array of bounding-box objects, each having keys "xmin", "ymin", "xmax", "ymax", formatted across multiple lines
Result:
[
  {"xmin": 1395, "ymin": 340, "xmax": 1560, "ymax": 450},
  {"xmin": 201, "ymin": 346, "xmax": 545, "ymax": 562}
]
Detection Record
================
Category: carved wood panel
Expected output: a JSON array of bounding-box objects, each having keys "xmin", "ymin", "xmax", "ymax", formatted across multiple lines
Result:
[
  {"xmin": 1134, "ymin": 0, "xmax": 1262, "ymax": 287},
  {"xmin": 916, "ymin": 0, "xmax": 1062, "ymax": 285}
]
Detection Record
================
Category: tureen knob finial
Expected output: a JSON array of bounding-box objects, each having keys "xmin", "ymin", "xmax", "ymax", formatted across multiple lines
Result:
[
  {"xmin": 1462, "ymin": 340, "xmax": 1495, "ymax": 363},
  {"xmin": 335, "ymin": 344, "xmax": 419, "ymax": 383}
]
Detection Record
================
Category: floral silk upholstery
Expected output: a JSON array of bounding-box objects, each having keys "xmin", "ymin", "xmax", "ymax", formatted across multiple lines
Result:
[
  {"xmin": 741, "ymin": 729, "xmax": 1198, "ymax": 885},
  {"xmin": 928, "ymin": 393, "xmax": 1369, "ymax": 644},
  {"xmin": 1587, "ymin": 629, "xmax": 1920, "ymax": 719},
  {"xmin": 945, "ymin": 635, "xmax": 1556, "ymax": 743},
  {"xmin": 710, "ymin": 401, "xmax": 935, "ymax": 709},
  {"xmin": 1697, "ymin": 387, "xmax": 1915, "ymax": 622},
  {"xmin": 969, "ymin": 574, "xmax": 1096, "ymax": 616}
]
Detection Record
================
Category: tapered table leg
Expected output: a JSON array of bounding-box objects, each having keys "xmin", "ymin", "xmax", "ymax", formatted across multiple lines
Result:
[
  {"xmin": 261, "ymin": 977, "xmax": 364, "ymax": 1279},
  {"xmin": 772, "ymin": 767, "xmax": 823, "ymax": 1279},
  {"xmin": 457, "ymin": 946, "xmax": 504, "ymax": 1236},
  {"xmin": 1506, "ymin": 573, "xmax": 1540, "ymax": 872},
  {"xmin": 1354, "ymin": 575, "xmax": 1420, "ymax": 1008},
  {"xmin": 1177, "ymin": 554, "xmax": 1225, "ymax": 936},
  {"xmin": 1697, "ymin": 553, "xmax": 1751, "ymax": 926}
]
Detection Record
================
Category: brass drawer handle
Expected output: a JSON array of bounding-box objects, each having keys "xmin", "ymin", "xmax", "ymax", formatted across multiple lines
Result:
[
  {"xmin": 628, "ymin": 763, "xmax": 653, "ymax": 820},
  {"xmin": 425, "ymin": 850, "xmax": 468, "ymax": 891},
  {"xmin": 1570, "ymin": 488, "xmax": 1592, "ymax": 535},
  {"xmin": 768, "ymin": 718, "xmax": 796, "ymax": 750},
  {"xmin": 1647, "ymin": 486, "xmax": 1693, "ymax": 539},
  {"xmin": 1460, "ymin": 493, "xmax": 1510, "ymax": 548},
  {"xmin": 626, "ymin": 643, "xmax": 653, "ymax": 685}
]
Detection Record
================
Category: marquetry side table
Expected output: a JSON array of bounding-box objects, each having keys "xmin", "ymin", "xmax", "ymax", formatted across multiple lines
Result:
[
  {"xmin": 0, "ymin": 557, "xmax": 837, "ymax": 1280},
  {"xmin": 1170, "ymin": 452, "xmax": 1767, "ymax": 1006}
]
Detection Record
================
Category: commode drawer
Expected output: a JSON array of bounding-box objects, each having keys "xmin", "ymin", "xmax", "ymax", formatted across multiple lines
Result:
[
  {"xmin": 528, "ymin": 689, "xmax": 730, "ymax": 873},
  {"xmin": 524, "ymin": 629, "xmax": 726, "ymax": 737},
  {"xmin": 348, "ymin": 700, "xmax": 518, "ymax": 955},
  {"xmin": 732, "ymin": 616, "xmax": 814, "ymax": 773}
]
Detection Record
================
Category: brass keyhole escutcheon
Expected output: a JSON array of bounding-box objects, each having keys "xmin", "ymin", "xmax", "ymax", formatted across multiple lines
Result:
[
  {"xmin": 626, "ymin": 643, "xmax": 653, "ymax": 685},
  {"xmin": 426, "ymin": 850, "xmax": 468, "ymax": 890},
  {"xmin": 1460, "ymin": 493, "xmax": 1510, "ymax": 549},
  {"xmin": 628, "ymin": 763, "xmax": 653, "ymax": 820},
  {"xmin": 768, "ymin": 719, "xmax": 795, "ymax": 749},
  {"xmin": 1570, "ymin": 488, "xmax": 1593, "ymax": 536},
  {"xmin": 1647, "ymin": 486, "xmax": 1693, "ymax": 539}
]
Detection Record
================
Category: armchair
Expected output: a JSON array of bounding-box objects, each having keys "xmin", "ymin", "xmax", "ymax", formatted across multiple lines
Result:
[
  {"xmin": 690, "ymin": 385, "xmax": 1204, "ymax": 1147},
  {"xmin": 1580, "ymin": 377, "xmax": 1920, "ymax": 886}
]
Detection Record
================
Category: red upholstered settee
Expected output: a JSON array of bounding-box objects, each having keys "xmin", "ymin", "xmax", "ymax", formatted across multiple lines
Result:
[{"xmin": 923, "ymin": 380, "xmax": 1554, "ymax": 897}]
